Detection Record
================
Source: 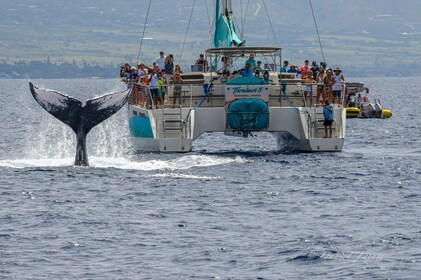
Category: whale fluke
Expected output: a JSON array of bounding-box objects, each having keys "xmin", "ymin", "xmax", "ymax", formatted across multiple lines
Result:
[{"xmin": 29, "ymin": 82, "xmax": 131, "ymax": 166}]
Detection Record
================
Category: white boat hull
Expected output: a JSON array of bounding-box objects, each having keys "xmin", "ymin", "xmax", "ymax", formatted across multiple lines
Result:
[{"xmin": 128, "ymin": 104, "xmax": 345, "ymax": 153}]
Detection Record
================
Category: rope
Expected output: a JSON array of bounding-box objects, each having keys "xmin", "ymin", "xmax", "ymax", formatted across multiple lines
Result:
[
  {"xmin": 309, "ymin": 0, "xmax": 326, "ymax": 63},
  {"xmin": 136, "ymin": 0, "xmax": 152, "ymax": 64},
  {"xmin": 178, "ymin": 0, "xmax": 197, "ymax": 65},
  {"xmin": 262, "ymin": 0, "xmax": 279, "ymax": 47},
  {"xmin": 240, "ymin": 0, "xmax": 250, "ymax": 39}
]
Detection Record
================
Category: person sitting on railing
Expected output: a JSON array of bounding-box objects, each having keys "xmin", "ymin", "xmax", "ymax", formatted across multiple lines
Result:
[
  {"xmin": 195, "ymin": 53, "xmax": 209, "ymax": 72},
  {"xmin": 241, "ymin": 63, "xmax": 253, "ymax": 77},
  {"xmin": 172, "ymin": 73, "xmax": 183, "ymax": 108}
]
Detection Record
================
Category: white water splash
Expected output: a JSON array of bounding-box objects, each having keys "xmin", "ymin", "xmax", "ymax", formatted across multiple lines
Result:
[{"xmin": 0, "ymin": 155, "xmax": 247, "ymax": 171}]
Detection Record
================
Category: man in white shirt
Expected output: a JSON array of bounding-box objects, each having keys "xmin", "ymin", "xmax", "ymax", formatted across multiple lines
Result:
[{"xmin": 154, "ymin": 51, "xmax": 165, "ymax": 70}]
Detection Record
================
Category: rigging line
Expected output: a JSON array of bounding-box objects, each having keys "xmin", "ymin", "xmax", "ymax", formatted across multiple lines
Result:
[
  {"xmin": 205, "ymin": 0, "xmax": 211, "ymax": 31},
  {"xmin": 309, "ymin": 0, "xmax": 326, "ymax": 63},
  {"xmin": 240, "ymin": 0, "xmax": 250, "ymax": 39},
  {"xmin": 205, "ymin": 0, "xmax": 213, "ymax": 47},
  {"xmin": 136, "ymin": 0, "xmax": 152, "ymax": 64},
  {"xmin": 240, "ymin": 0, "xmax": 243, "ymax": 38},
  {"xmin": 262, "ymin": 0, "xmax": 279, "ymax": 47},
  {"xmin": 179, "ymin": 0, "xmax": 197, "ymax": 65}
]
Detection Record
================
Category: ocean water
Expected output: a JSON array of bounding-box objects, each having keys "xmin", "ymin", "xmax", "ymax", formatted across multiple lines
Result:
[{"xmin": 0, "ymin": 77, "xmax": 420, "ymax": 279}]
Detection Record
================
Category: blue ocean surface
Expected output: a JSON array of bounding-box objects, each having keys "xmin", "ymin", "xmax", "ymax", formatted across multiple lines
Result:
[{"xmin": 0, "ymin": 77, "xmax": 420, "ymax": 279}]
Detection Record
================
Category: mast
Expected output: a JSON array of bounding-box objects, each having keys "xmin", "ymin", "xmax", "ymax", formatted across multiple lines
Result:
[{"xmin": 213, "ymin": 0, "xmax": 244, "ymax": 48}]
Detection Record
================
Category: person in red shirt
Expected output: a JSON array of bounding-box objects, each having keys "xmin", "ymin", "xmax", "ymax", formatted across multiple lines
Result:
[{"xmin": 300, "ymin": 60, "xmax": 310, "ymax": 79}]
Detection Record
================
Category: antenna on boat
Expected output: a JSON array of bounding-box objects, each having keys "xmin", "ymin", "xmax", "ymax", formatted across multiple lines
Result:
[
  {"xmin": 178, "ymin": 0, "xmax": 197, "ymax": 65},
  {"xmin": 309, "ymin": 0, "xmax": 326, "ymax": 63},
  {"xmin": 136, "ymin": 0, "xmax": 152, "ymax": 64}
]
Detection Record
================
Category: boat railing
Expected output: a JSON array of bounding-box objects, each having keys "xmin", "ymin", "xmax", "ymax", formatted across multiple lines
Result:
[{"xmin": 129, "ymin": 84, "xmax": 151, "ymax": 108}]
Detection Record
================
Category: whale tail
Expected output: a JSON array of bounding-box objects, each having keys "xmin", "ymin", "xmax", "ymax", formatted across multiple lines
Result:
[{"xmin": 29, "ymin": 82, "xmax": 131, "ymax": 166}]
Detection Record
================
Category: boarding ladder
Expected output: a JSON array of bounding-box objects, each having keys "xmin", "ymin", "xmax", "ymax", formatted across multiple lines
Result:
[{"xmin": 162, "ymin": 106, "xmax": 183, "ymax": 137}]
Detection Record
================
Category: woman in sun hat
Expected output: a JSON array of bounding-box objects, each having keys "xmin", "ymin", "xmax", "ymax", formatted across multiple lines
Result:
[
  {"xmin": 332, "ymin": 67, "xmax": 346, "ymax": 105},
  {"xmin": 287, "ymin": 64, "xmax": 300, "ymax": 76}
]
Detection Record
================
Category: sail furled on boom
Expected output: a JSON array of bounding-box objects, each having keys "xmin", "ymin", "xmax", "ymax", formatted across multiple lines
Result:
[{"xmin": 214, "ymin": 0, "xmax": 244, "ymax": 48}]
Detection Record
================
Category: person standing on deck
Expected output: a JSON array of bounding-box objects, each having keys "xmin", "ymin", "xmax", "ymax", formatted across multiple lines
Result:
[
  {"xmin": 154, "ymin": 51, "xmax": 165, "ymax": 70},
  {"xmin": 332, "ymin": 67, "xmax": 346, "ymax": 105},
  {"xmin": 195, "ymin": 53, "xmax": 209, "ymax": 71},
  {"xmin": 300, "ymin": 60, "xmax": 311, "ymax": 79},
  {"xmin": 160, "ymin": 70, "xmax": 168, "ymax": 102},
  {"xmin": 287, "ymin": 64, "xmax": 300, "ymax": 77},
  {"xmin": 149, "ymin": 69, "xmax": 159, "ymax": 108},
  {"xmin": 316, "ymin": 69, "xmax": 325, "ymax": 104},
  {"xmin": 323, "ymin": 69, "xmax": 335, "ymax": 103},
  {"xmin": 323, "ymin": 98, "xmax": 334, "ymax": 138},
  {"xmin": 310, "ymin": 61, "xmax": 319, "ymax": 81},
  {"xmin": 281, "ymin": 61, "xmax": 289, "ymax": 73},
  {"xmin": 164, "ymin": 54, "xmax": 174, "ymax": 74},
  {"xmin": 172, "ymin": 73, "xmax": 183, "ymax": 108}
]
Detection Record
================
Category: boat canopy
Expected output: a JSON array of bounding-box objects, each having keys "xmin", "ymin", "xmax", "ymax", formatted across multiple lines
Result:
[{"xmin": 206, "ymin": 47, "xmax": 281, "ymax": 56}]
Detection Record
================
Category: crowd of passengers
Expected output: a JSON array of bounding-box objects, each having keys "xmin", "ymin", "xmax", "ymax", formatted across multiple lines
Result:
[
  {"xmin": 240, "ymin": 55, "xmax": 346, "ymax": 105},
  {"xmin": 120, "ymin": 51, "xmax": 346, "ymax": 107}
]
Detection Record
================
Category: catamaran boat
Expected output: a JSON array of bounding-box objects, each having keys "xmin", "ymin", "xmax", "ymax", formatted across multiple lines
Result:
[{"xmin": 126, "ymin": 0, "xmax": 346, "ymax": 152}]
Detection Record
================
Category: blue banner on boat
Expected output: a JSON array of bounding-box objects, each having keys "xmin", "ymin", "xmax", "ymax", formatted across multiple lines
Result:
[{"xmin": 227, "ymin": 98, "xmax": 269, "ymax": 130}]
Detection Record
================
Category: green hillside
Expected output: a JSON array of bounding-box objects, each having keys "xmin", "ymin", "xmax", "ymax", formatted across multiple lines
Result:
[{"xmin": 0, "ymin": 0, "xmax": 420, "ymax": 77}]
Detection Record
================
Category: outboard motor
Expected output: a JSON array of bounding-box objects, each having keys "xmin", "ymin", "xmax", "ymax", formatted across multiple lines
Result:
[
  {"xmin": 374, "ymin": 102, "xmax": 383, "ymax": 118},
  {"xmin": 362, "ymin": 103, "xmax": 376, "ymax": 118}
]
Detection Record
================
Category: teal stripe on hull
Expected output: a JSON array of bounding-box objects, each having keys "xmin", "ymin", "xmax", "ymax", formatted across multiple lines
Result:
[{"xmin": 129, "ymin": 115, "xmax": 154, "ymax": 138}]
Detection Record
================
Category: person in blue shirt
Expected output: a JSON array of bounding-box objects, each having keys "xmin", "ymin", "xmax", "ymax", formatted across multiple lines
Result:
[
  {"xmin": 281, "ymin": 61, "xmax": 289, "ymax": 72},
  {"xmin": 287, "ymin": 64, "xmax": 301, "ymax": 77},
  {"xmin": 241, "ymin": 63, "xmax": 253, "ymax": 77},
  {"xmin": 323, "ymin": 98, "xmax": 334, "ymax": 138},
  {"xmin": 245, "ymin": 54, "xmax": 257, "ymax": 69}
]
